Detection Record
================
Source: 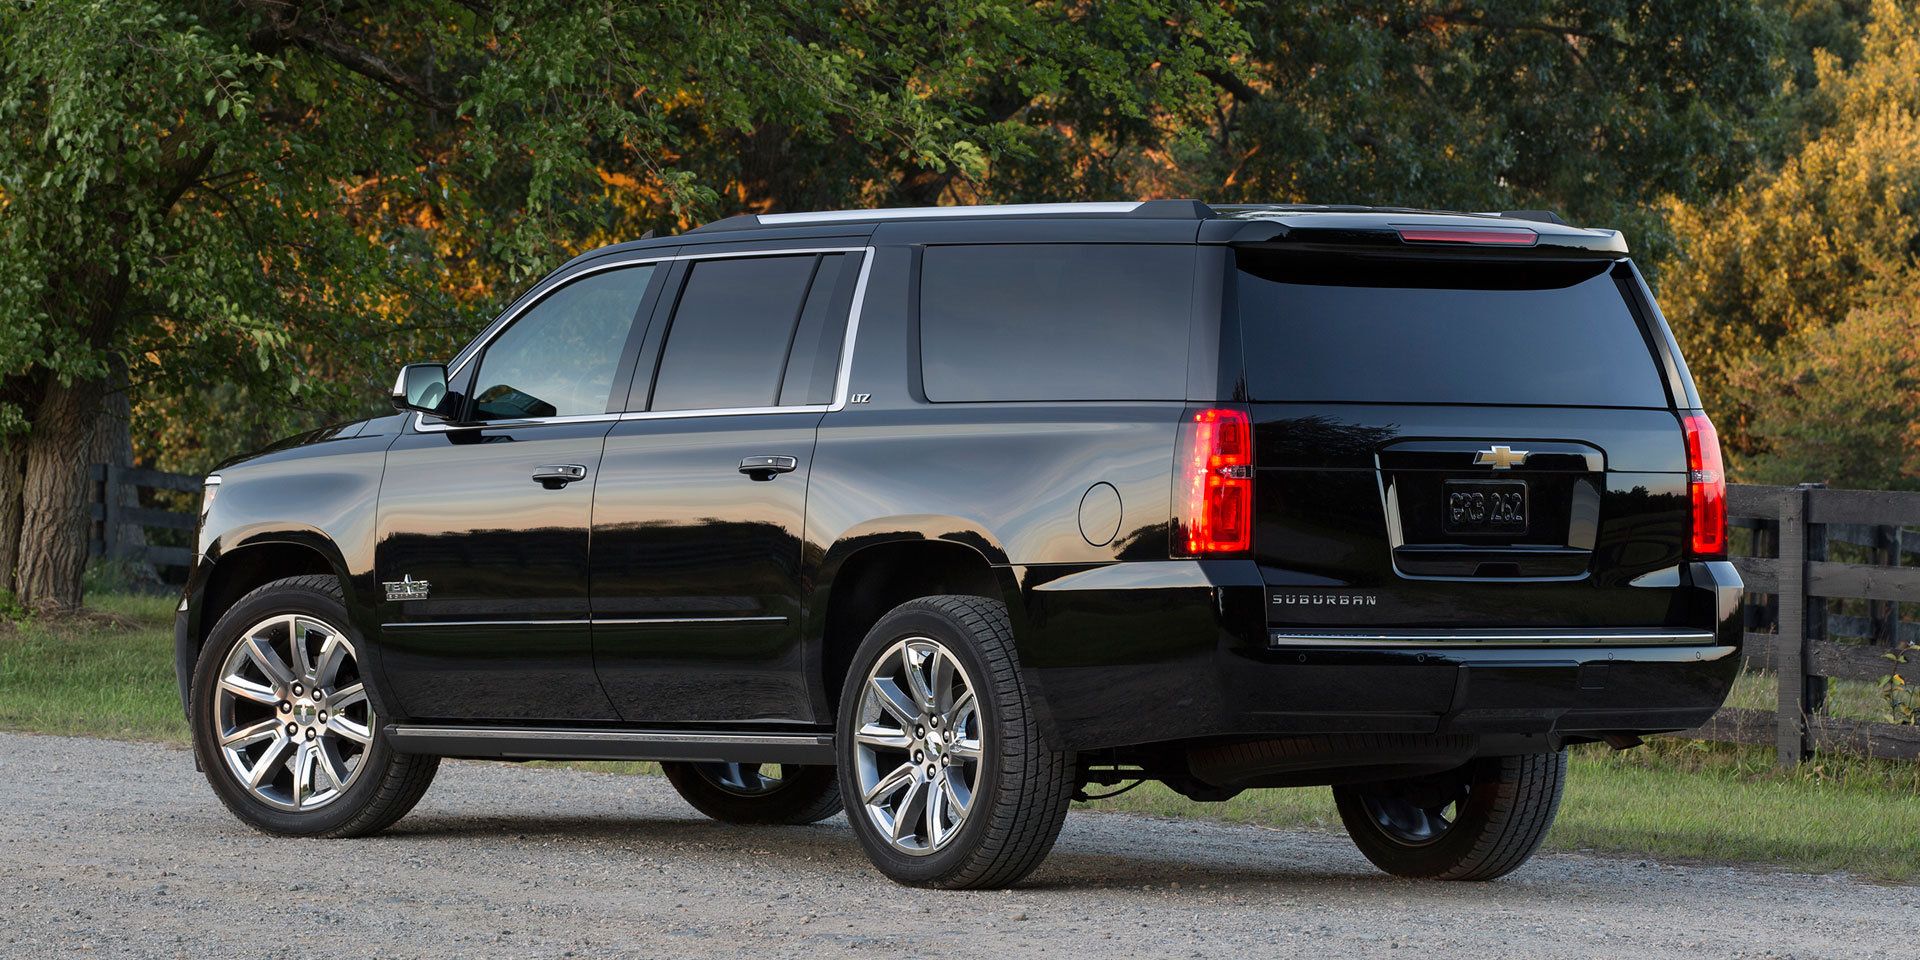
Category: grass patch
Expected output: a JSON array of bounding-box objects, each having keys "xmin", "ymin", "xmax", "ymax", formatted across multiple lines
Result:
[
  {"xmin": 1724, "ymin": 665, "xmax": 1893, "ymax": 722},
  {"xmin": 6, "ymin": 593, "xmax": 1918, "ymax": 880},
  {"xmin": 0, "ymin": 592, "xmax": 186, "ymax": 742},
  {"xmin": 1074, "ymin": 737, "xmax": 1920, "ymax": 881}
]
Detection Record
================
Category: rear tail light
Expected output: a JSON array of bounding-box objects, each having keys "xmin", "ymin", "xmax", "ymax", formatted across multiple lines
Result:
[
  {"xmin": 1395, "ymin": 225, "xmax": 1538, "ymax": 246},
  {"xmin": 1177, "ymin": 408, "xmax": 1253, "ymax": 554},
  {"xmin": 1683, "ymin": 413, "xmax": 1727, "ymax": 558}
]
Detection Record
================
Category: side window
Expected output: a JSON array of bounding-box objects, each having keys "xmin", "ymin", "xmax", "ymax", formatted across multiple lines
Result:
[
  {"xmin": 649, "ymin": 254, "xmax": 853, "ymax": 411},
  {"xmin": 780, "ymin": 254, "xmax": 857, "ymax": 406},
  {"xmin": 918, "ymin": 244, "xmax": 1193, "ymax": 402},
  {"xmin": 470, "ymin": 265, "xmax": 655, "ymax": 420}
]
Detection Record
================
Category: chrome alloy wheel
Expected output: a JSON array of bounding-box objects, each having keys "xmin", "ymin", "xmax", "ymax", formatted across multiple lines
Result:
[
  {"xmin": 214, "ymin": 614, "xmax": 374, "ymax": 812},
  {"xmin": 853, "ymin": 637, "xmax": 983, "ymax": 855}
]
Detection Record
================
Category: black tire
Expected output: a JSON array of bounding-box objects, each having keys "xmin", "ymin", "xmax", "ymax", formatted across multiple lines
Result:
[
  {"xmin": 1333, "ymin": 751, "xmax": 1566, "ymax": 881},
  {"xmin": 660, "ymin": 762, "xmax": 843, "ymax": 825},
  {"xmin": 835, "ymin": 595, "xmax": 1074, "ymax": 889},
  {"xmin": 190, "ymin": 575, "xmax": 439, "ymax": 838}
]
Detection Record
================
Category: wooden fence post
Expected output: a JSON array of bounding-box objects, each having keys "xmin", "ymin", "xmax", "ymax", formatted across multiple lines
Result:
[
  {"xmin": 87, "ymin": 464, "xmax": 107, "ymax": 559},
  {"xmin": 1774, "ymin": 485, "xmax": 1807, "ymax": 767},
  {"xmin": 1801, "ymin": 484, "xmax": 1829, "ymax": 716},
  {"xmin": 103, "ymin": 462, "xmax": 125, "ymax": 561},
  {"xmin": 1872, "ymin": 524, "xmax": 1900, "ymax": 645}
]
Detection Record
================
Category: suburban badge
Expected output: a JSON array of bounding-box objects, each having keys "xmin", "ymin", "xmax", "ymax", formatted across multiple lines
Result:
[{"xmin": 1271, "ymin": 593, "xmax": 1379, "ymax": 606}]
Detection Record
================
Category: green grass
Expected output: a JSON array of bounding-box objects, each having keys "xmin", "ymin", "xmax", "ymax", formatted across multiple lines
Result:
[
  {"xmin": 1073, "ymin": 737, "xmax": 1920, "ymax": 880},
  {"xmin": 1724, "ymin": 664, "xmax": 1895, "ymax": 722},
  {"xmin": 0, "ymin": 592, "xmax": 187, "ymax": 742},
  {"xmin": 4, "ymin": 593, "xmax": 1918, "ymax": 880}
]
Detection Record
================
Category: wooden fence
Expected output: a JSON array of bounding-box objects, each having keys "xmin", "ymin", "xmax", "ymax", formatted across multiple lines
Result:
[
  {"xmin": 1674, "ymin": 483, "xmax": 1920, "ymax": 765},
  {"xmin": 87, "ymin": 463, "xmax": 200, "ymax": 573}
]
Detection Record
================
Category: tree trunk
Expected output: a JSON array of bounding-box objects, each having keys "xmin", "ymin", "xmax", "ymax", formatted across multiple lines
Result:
[
  {"xmin": 15, "ymin": 376, "xmax": 107, "ymax": 614},
  {"xmin": 0, "ymin": 433, "xmax": 23, "ymax": 598}
]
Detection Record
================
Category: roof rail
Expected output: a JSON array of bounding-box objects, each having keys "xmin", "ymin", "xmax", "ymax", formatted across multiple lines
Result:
[{"xmin": 687, "ymin": 199, "xmax": 1218, "ymax": 233}]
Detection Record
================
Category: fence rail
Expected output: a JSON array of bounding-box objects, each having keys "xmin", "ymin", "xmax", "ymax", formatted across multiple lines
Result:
[
  {"xmin": 87, "ymin": 464, "xmax": 201, "ymax": 570},
  {"xmin": 1671, "ymin": 483, "xmax": 1917, "ymax": 765}
]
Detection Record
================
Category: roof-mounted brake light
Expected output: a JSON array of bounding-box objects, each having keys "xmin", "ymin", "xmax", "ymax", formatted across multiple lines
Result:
[{"xmin": 1395, "ymin": 225, "xmax": 1538, "ymax": 246}]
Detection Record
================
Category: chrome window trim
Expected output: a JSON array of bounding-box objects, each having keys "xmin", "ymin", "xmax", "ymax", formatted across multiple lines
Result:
[
  {"xmin": 827, "ymin": 247, "xmax": 876, "ymax": 413},
  {"xmin": 757, "ymin": 202, "xmax": 1143, "ymax": 225},
  {"xmin": 420, "ymin": 245, "xmax": 874, "ymax": 434}
]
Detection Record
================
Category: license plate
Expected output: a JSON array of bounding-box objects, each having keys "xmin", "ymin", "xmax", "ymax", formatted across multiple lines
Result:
[{"xmin": 1443, "ymin": 480, "xmax": 1527, "ymax": 535}]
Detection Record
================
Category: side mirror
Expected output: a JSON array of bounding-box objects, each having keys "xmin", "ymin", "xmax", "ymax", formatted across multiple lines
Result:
[{"xmin": 390, "ymin": 363, "xmax": 451, "ymax": 416}]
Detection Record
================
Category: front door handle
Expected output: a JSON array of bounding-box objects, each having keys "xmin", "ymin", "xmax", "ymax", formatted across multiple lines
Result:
[
  {"xmin": 739, "ymin": 455, "xmax": 798, "ymax": 481},
  {"xmin": 533, "ymin": 464, "xmax": 588, "ymax": 489}
]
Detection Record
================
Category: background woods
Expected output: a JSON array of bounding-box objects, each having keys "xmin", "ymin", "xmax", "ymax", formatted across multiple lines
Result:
[{"xmin": 0, "ymin": 0, "xmax": 1912, "ymax": 612}]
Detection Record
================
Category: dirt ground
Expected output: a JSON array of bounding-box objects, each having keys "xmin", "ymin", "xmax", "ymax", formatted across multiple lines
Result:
[{"xmin": 0, "ymin": 732, "xmax": 1908, "ymax": 959}]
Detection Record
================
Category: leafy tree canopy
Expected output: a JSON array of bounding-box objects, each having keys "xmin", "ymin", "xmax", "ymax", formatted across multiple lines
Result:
[
  {"xmin": 1659, "ymin": 0, "xmax": 1920, "ymax": 479},
  {"xmin": 1110, "ymin": 1, "xmax": 1786, "ymax": 262},
  {"xmin": 0, "ymin": 0, "xmax": 1244, "ymax": 609}
]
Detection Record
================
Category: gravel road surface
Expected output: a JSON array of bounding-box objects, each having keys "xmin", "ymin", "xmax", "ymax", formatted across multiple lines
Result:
[{"xmin": 0, "ymin": 732, "xmax": 1908, "ymax": 959}]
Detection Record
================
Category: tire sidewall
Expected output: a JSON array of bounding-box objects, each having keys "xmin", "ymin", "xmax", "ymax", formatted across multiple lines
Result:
[
  {"xmin": 835, "ymin": 604, "xmax": 1007, "ymax": 884},
  {"xmin": 1338, "ymin": 777, "xmax": 1485, "ymax": 877},
  {"xmin": 1336, "ymin": 754, "xmax": 1556, "ymax": 879},
  {"xmin": 190, "ymin": 578, "xmax": 399, "ymax": 837}
]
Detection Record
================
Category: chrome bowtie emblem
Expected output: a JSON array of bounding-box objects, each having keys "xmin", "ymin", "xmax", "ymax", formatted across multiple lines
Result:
[
  {"xmin": 384, "ymin": 575, "xmax": 432, "ymax": 601},
  {"xmin": 1474, "ymin": 445, "xmax": 1530, "ymax": 470}
]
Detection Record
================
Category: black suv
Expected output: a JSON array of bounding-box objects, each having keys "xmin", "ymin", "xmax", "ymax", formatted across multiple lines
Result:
[{"xmin": 178, "ymin": 200, "xmax": 1742, "ymax": 888}]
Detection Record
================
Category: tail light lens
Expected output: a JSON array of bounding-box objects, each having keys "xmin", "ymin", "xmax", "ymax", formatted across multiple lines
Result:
[
  {"xmin": 1177, "ymin": 408, "xmax": 1253, "ymax": 554},
  {"xmin": 1683, "ymin": 413, "xmax": 1726, "ymax": 558}
]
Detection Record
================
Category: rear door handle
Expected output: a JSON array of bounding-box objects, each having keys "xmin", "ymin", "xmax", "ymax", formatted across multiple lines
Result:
[
  {"xmin": 739, "ymin": 456, "xmax": 798, "ymax": 481},
  {"xmin": 532, "ymin": 464, "xmax": 588, "ymax": 488}
]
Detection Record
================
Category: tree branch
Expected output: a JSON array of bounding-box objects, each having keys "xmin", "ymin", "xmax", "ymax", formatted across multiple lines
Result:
[
  {"xmin": 1202, "ymin": 68, "xmax": 1259, "ymax": 104},
  {"xmin": 240, "ymin": 0, "xmax": 453, "ymax": 112}
]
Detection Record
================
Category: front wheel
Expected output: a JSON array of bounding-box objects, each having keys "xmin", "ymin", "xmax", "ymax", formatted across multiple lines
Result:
[
  {"xmin": 190, "ymin": 575, "xmax": 438, "ymax": 838},
  {"xmin": 836, "ymin": 596, "xmax": 1074, "ymax": 889},
  {"xmin": 1333, "ymin": 752, "xmax": 1566, "ymax": 881}
]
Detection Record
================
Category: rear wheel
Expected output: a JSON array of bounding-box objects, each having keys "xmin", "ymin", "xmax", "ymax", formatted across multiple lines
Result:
[
  {"xmin": 837, "ymin": 595, "xmax": 1074, "ymax": 889},
  {"xmin": 1333, "ymin": 752, "xmax": 1566, "ymax": 881},
  {"xmin": 660, "ymin": 762, "xmax": 842, "ymax": 825},
  {"xmin": 190, "ymin": 575, "xmax": 438, "ymax": 838}
]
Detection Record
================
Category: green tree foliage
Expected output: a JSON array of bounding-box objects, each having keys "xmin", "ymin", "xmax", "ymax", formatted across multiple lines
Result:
[
  {"xmin": 0, "ymin": 0, "xmax": 1804, "ymax": 611},
  {"xmin": 1727, "ymin": 279, "xmax": 1920, "ymax": 489},
  {"xmin": 0, "ymin": 0, "xmax": 1243, "ymax": 611},
  {"xmin": 1101, "ymin": 1, "xmax": 1785, "ymax": 258},
  {"xmin": 1660, "ymin": 0, "xmax": 1920, "ymax": 482}
]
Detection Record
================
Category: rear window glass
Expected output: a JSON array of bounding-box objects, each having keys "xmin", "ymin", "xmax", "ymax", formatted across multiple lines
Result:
[
  {"xmin": 920, "ymin": 244, "xmax": 1192, "ymax": 402},
  {"xmin": 1236, "ymin": 255, "xmax": 1668, "ymax": 407}
]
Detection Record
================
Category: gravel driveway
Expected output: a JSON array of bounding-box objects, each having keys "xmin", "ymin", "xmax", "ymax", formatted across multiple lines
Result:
[{"xmin": 0, "ymin": 732, "xmax": 1908, "ymax": 959}]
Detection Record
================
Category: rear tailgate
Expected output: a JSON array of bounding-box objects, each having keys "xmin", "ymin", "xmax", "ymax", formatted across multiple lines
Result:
[{"xmin": 1232, "ymin": 252, "xmax": 1695, "ymax": 633}]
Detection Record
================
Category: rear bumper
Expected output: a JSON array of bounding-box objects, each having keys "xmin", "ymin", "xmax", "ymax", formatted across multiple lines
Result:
[{"xmin": 1013, "ymin": 559, "xmax": 1744, "ymax": 753}]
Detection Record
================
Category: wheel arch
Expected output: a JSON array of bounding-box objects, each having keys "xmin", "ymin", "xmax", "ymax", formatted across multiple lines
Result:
[
  {"xmin": 178, "ymin": 532, "xmax": 355, "ymax": 712},
  {"xmin": 810, "ymin": 532, "xmax": 1016, "ymax": 718}
]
